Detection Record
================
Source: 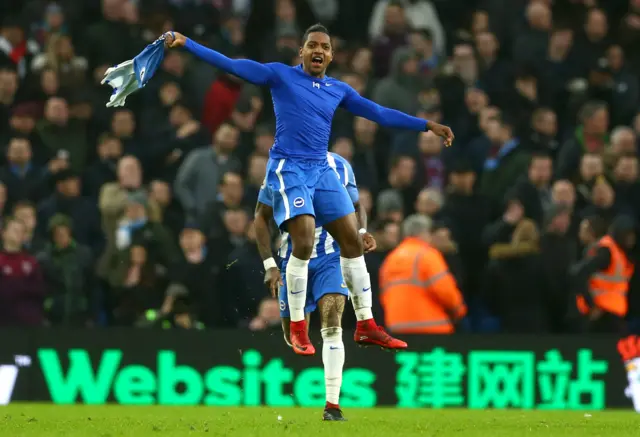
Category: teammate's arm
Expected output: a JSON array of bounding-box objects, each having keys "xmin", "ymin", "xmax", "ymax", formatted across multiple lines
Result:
[
  {"xmin": 254, "ymin": 201, "xmax": 275, "ymax": 261},
  {"xmin": 340, "ymin": 86, "xmax": 454, "ymax": 146},
  {"xmin": 354, "ymin": 201, "xmax": 376, "ymax": 253},
  {"xmin": 254, "ymin": 201, "xmax": 283, "ymax": 297},
  {"xmin": 165, "ymin": 32, "xmax": 276, "ymax": 86}
]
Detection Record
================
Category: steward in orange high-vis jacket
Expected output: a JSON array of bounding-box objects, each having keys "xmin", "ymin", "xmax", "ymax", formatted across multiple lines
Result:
[
  {"xmin": 572, "ymin": 215, "xmax": 635, "ymax": 334},
  {"xmin": 379, "ymin": 215, "xmax": 467, "ymax": 334}
]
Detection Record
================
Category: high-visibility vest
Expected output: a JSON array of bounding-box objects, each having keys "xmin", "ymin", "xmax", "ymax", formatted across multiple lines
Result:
[
  {"xmin": 379, "ymin": 237, "xmax": 466, "ymax": 334},
  {"xmin": 577, "ymin": 235, "xmax": 633, "ymax": 317}
]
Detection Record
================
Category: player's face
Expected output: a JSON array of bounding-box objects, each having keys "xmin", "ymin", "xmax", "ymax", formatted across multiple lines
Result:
[{"xmin": 300, "ymin": 32, "xmax": 333, "ymax": 77}]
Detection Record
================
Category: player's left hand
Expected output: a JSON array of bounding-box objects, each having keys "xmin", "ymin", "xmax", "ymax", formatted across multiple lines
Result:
[
  {"xmin": 362, "ymin": 232, "xmax": 377, "ymax": 253},
  {"xmin": 426, "ymin": 121, "xmax": 455, "ymax": 147},
  {"xmin": 264, "ymin": 267, "xmax": 283, "ymax": 298}
]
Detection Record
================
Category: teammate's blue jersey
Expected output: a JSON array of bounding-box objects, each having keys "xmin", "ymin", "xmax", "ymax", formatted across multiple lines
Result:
[
  {"xmin": 258, "ymin": 152, "xmax": 358, "ymax": 262},
  {"xmin": 184, "ymin": 38, "xmax": 427, "ymax": 160}
]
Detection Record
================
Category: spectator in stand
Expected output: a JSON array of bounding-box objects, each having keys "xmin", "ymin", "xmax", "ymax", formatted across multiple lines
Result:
[
  {"xmin": 37, "ymin": 169, "xmax": 102, "ymax": 253},
  {"xmin": 512, "ymin": 152, "xmax": 553, "ymax": 227},
  {"xmin": 174, "ymin": 123, "xmax": 241, "ymax": 223},
  {"xmin": 2, "ymin": 103, "xmax": 43, "ymax": 156},
  {"xmin": 36, "ymin": 97, "xmax": 87, "ymax": 172},
  {"xmin": 475, "ymin": 31, "xmax": 512, "ymax": 107},
  {"xmin": 382, "ymin": 156, "xmax": 418, "ymax": 215},
  {"xmin": 613, "ymin": 154, "xmax": 640, "ymax": 217},
  {"xmin": 370, "ymin": 1, "xmax": 410, "ymax": 79},
  {"xmin": 164, "ymin": 224, "xmax": 219, "ymax": 326},
  {"xmin": 0, "ymin": 137, "xmax": 52, "ymax": 208},
  {"xmin": 373, "ymin": 47, "xmax": 421, "ymax": 116},
  {"xmin": 485, "ymin": 219, "xmax": 552, "ymax": 333},
  {"xmin": 369, "ymin": 0, "xmax": 445, "ymax": 56},
  {"xmin": 480, "ymin": 114, "xmax": 530, "ymax": 218},
  {"xmin": 0, "ymin": 67, "xmax": 19, "ymax": 134},
  {"xmin": 376, "ymin": 189, "xmax": 405, "ymax": 223},
  {"xmin": 36, "ymin": 214, "xmax": 94, "ymax": 326},
  {"xmin": 575, "ymin": 153, "xmax": 605, "ymax": 211},
  {"xmin": 575, "ymin": 8, "xmax": 610, "ymax": 77},
  {"xmin": 109, "ymin": 192, "xmax": 179, "ymax": 323},
  {"xmin": 0, "ymin": 16, "xmax": 39, "ymax": 79},
  {"xmin": 522, "ymin": 107, "xmax": 560, "ymax": 156},
  {"xmin": 30, "ymin": 33, "xmax": 88, "ymax": 88},
  {"xmin": 512, "ymin": 1, "xmax": 552, "ymax": 66},
  {"xmin": 414, "ymin": 132, "xmax": 445, "ymax": 190},
  {"xmin": 414, "ymin": 188, "xmax": 443, "ymax": 221},
  {"xmin": 222, "ymin": 221, "xmax": 268, "ymax": 327},
  {"xmin": 607, "ymin": 44, "xmax": 639, "ymax": 126},
  {"xmin": 441, "ymin": 161, "xmax": 488, "ymax": 301},
  {"xmin": 580, "ymin": 177, "xmax": 625, "ymax": 223},
  {"xmin": 13, "ymin": 201, "xmax": 46, "ymax": 255},
  {"xmin": 149, "ymin": 180, "xmax": 184, "ymax": 238},
  {"xmin": 557, "ymin": 101, "xmax": 609, "ymax": 181},
  {"xmin": 109, "ymin": 109, "xmax": 140, "ymax": 159},
  {"xmin": 541, "ymin": 204, "xmax": 577, "ymax": 333},
  {"xmin": 98, "ymin": 156, "xmax": 160, "ymax": 280},
  {"xmin": 0, "ymin": 216, "xmax": 46, "ymax": 327},
  {"xmin": 83, "ymin": 134, "xmax": 122, "ymax": 199},
  {"xmin": 201, "ymin": 170, "xmax": 246, "ymax": 241},
  {"xmin": 352, "ymin": 117, "xmax": 380, "ymax": 192}
]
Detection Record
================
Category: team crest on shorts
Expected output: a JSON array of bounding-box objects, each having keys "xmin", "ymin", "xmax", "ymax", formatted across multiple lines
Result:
[
  {"xmin": 279, "ymin": 300, "xmax": 287, "ymax": 311},
  {"xmin": 293, "ymin": 197, "xmax": 305, "ymax": 208}
]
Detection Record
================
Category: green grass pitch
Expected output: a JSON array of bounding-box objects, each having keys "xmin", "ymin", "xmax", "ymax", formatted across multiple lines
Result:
[{"xmin": 1, "ymin": 405, "xmax": 640, "ymax": 436}]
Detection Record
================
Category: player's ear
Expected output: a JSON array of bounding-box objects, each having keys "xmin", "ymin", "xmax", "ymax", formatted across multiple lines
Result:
[{"xmin": 299, "ymin": 47, "xmax": 303, "ymax": 58}]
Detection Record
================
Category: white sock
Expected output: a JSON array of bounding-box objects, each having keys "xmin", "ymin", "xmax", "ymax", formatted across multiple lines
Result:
[
  {"xmin": 340, "ymin": 256, "xmax": 373, "ymax": 321},
  {"xmin": 321, "ymin": 327, "xmax": 344, "ymax": 405},
  {"xmin": 286, "ymin": 255, "xmax": 309, "ymax": 322}
]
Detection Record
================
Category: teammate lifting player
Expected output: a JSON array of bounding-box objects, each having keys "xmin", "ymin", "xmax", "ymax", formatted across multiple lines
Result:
[
  {"xmin": 164, "ymin": 24, "xmax": 454, "ymax": 356},
  {"xmin": 255, "ymin": 152, "xmax": 370, "ymax": 421}
]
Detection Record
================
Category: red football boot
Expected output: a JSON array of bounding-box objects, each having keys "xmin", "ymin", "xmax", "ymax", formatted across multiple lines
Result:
[
  {"xmin": 354, "ymin": 319, "xmax": 408, "ymax": 350},
  {"xmin": 290, "ymin": 320, "xmax": 316, "ymax": 356}
]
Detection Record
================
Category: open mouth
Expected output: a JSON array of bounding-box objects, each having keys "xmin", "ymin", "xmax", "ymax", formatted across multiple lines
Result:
[{"xmin": 311, "ymin": 56, "xmax": 323, "ymax": 67}]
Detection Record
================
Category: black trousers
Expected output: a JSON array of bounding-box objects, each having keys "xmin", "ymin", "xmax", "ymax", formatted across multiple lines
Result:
[{"xmin": 586, "ymin": 312, "xmax": 627, "ymax": 334}]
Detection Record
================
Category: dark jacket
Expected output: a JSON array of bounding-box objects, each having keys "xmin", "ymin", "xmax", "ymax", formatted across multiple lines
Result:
[
  {"xmin": 36, "ymin": 241, "xmax": 95, "ymax": 326},
  {"xmin": 485, "ymin": 241, "xmax": 552, "ymax": 333},
  {"xmin": 480, "ymin": 140, "xmax": 530, "ymax": 218}
]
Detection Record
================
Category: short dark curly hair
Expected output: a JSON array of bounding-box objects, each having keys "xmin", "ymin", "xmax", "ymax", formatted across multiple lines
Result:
[{"xmin": 302, "ymin": 23, "xmax": 330, "ymax": 44}]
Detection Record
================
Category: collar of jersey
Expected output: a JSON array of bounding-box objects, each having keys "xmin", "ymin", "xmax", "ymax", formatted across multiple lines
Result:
[{"xmin": 295, "ymin": 64, "xmax": 329, "ymax": 82}]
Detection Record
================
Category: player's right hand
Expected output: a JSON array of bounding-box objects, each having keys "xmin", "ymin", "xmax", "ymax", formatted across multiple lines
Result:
[
  {"xmin": 164, "ymin": 31, "xmax": 187, "ymax": 48},
  {"xmin": 264, "ymin": 267, "xmax": 283, "ymax": 298}
]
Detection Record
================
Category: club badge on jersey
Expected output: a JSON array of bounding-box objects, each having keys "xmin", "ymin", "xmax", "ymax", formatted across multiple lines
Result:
[{"xmin": 101, "ymin": 34, "xmax": 168, "ymax": 107}]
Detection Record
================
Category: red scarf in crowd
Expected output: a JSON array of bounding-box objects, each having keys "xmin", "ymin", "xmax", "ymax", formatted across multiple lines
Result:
[{"xmin": 8, "ymin": 40, "xmax": 27, "ymax": 64}]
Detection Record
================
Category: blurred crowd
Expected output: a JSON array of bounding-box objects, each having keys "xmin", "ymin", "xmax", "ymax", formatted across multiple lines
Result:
[{"xmin": 1, "ymin": 0, "xmax": 640, "ymax": 333}]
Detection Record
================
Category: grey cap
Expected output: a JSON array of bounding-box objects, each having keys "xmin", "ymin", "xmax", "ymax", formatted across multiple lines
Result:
[{"xmin": 377, "ymin": 189, "xmax": 404, "ymax": 214}]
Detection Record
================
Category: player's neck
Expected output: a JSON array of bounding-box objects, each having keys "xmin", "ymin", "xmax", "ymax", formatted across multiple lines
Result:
[{"xmin": 302, "ymin": 65, "xmax": 325, "ymax": 79}]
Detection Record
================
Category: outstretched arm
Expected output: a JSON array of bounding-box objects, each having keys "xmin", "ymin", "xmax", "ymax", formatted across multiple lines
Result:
[
  {"xmin": 341, "ymin": 86, "xmax": 454, "ymax": 145},
  {"xmin": 165, "ymin": 32, "xmax": 276, "ymax": 86}
]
